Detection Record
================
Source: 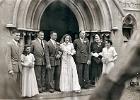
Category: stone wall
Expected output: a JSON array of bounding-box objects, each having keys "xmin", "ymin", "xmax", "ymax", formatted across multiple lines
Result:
[{"xmin": 0, "ymin": 0, "xmax": 16, "ymax": 71}]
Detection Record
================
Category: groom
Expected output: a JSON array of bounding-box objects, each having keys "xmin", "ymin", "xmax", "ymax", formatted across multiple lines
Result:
[
  {"xmin": 74, "ymin": 31, "xmax": 91, "ymax": 89},
  {"xmin": 45, "ymin": 31, "xmax": 62, "ymax": 93}
]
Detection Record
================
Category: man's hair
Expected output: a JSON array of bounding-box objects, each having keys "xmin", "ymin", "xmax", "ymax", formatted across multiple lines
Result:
[
  {"xmin": 50, "ymin": 31, "xmax": 57, "ymax": 36},
  {"xmin": 37, "ymin": 31, "xmax": 44, "ymax": 36},
  {"xmin": 94, "ymin": 34, "xmax": 101, "ymax": 39},
  {"xmin": 79, "ymin": 30, "xmax": 86, "ymax": 35},
  {"xmin": 11, "ymin": 28, "xmax": 20, "ymax": 34}
]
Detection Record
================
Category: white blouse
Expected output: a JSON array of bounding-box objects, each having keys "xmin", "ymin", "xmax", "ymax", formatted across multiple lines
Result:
[{"xmin": 102, "ymin": 47, "xmax": 117, "ymax": 62}]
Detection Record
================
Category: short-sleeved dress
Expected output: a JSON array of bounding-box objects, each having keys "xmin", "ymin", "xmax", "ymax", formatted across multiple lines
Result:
[
  {"xmin": 21, "ymin": 53, "xmax": 39, "ymax": 97},
  {"xmin": 102, "ymin": 47, "xmax": 117, "ymax": 74}
]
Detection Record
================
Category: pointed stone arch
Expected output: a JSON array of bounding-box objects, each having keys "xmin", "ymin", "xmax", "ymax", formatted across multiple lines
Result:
[
  {"xmin": 7, "ymin": 0, "xmax": 115, "ymax": 32},
  {"xmin": 123, "ymin": 14, "xmax": 137, "ymax": 28},
  {"xmin": 122, "ymin": 14, "xmax": 137, "ymax": 40}
]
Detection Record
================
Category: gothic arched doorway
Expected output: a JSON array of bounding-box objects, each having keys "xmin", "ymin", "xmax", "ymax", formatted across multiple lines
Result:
[{"xmin": 40, "ymin": 1, "xmax": 79, "ymax": 41}]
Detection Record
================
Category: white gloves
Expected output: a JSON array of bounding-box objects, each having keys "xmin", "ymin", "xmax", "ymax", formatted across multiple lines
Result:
[{"xmin": 91, "ymin": 52, "xmax": 99, "ymax": 57}]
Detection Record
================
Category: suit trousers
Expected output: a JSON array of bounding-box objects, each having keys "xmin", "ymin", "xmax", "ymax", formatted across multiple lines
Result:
[
  {"xmin": 13, "ymin": 72, "xmax": 21, "ymax": 94},
  {"xmin": 47, "ymin": 65, "xmax": 60, "ymax": 90},
  {"xmin": 76, "ymin": 63, "xmax": 89, "ymax": 87},
  {"xmin": 7, "ymin": 72, "xmax": 21, "ymax": 99},
  {"xmin": 34, "ymin": 65, "xmax": 46, "ymax": 90}
]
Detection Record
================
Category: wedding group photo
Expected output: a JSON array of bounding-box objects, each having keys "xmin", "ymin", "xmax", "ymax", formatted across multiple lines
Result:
[
  {"xmin": 8, "ymin": 29, "xmax": 115, "ymax": 98},
  {"xmin": 0, "ymin": 0, "xmax": 140, "ymax": 100}
]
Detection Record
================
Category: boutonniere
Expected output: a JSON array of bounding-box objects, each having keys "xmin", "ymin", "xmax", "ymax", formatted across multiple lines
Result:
[
  {"xmin": 83, "ymin": 41, "xmax": 87, "ymax": 43},
  {"xmin": 56, "ymin": 42, "xmax": 60, "ymax": 45}
]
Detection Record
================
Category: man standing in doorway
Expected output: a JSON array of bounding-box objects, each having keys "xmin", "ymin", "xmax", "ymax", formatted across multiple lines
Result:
[
  {"xmin": 31, "ymin": 31, "xmax": 47, "ymax": 93},
  {"xmin": 73, "ymin": 31, "xmax": 91, "ymax": 89},
  {"xmin": 45, "ymin": 31, "xmax": 61, "ymax": 93},
  {"xmin": 7, "ymin": 28, "xmax": 22, "ymax": 98}
]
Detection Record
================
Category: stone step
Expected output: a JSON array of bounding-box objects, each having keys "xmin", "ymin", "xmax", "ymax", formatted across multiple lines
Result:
[{"xmin": 31, "ymin": 88, "xmax": 95, "ymax": 99}]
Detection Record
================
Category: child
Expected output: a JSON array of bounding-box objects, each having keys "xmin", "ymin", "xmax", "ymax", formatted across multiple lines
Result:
[{"xmin": 21, "ymin": 45, "xmax": 39, "ymax": 97}]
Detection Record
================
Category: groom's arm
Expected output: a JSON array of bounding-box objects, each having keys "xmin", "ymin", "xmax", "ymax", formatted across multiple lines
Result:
[
  {"xmin": 73, "ymin": 39, "xmax": 78, "ymax": 51},
  {"xmin": 45, "ymin": 42, "xmax": 51, "ymax": 68}
]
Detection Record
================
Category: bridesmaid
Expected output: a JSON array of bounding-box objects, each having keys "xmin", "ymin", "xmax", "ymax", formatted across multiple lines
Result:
[
  {"xmin": 21, "ymin": 45, "xmax": 39, "ymax": 97},
  {"xmin": 102, "ymin": 39, "xmax": 118, "ymax": 74}
]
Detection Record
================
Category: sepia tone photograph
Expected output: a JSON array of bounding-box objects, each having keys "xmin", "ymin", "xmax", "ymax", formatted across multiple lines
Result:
[{"xmin": 0, "ymin": 0, "xmax": 140, "ymax": 100}]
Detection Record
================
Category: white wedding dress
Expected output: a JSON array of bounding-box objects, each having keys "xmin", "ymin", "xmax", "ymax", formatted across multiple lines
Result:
[{"xmin": 60, "ymin": 43, "xmax": 81, "ymax": 92}]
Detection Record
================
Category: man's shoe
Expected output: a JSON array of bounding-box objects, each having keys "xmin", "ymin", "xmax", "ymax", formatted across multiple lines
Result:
[
  {"xmin": 39, "ymin": 88, "xmax": 43, "ymax": 93},
  {"xmin": 91, "ymin": 81, "xmax": 95, "ymax": 85},
  {"xmin": 87, "ymin": 83, "xmax": 94, "ymax": 87},
  {"xmin": 82, "ymin": 84, "xmax": 90, "ymax": 89},
  {"xmin": 49, "ymin": 89, "xmax": 54, "ymax": 93},
  {"xmin": 55, "ymin": 89, "xmax": 61, "ymax": 92},
  {"xmin": 42, "ymin": 87, "xmax": 46, "ymax": 92},
  {"xmin": 39, "ymin": 90, "xmax": 43, "ymax": 93}
]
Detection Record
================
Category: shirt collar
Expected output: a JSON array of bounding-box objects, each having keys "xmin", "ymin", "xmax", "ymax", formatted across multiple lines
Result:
[
  {"xmin": 63, "ymin": 42, "xmax": 70, "ymax": 45},
  {"xmin": 50, "ymin": 39, "xmax": 56, "ymax": 44},
  {"xmin": 12, "ymin": 39, "xmax": 18, "ymax": 46},
  {"xmin": 37, "ymin": 38, "xmax": 42, "ymax": 43}
]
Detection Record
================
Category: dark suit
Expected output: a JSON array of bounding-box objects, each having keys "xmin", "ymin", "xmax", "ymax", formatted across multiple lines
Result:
[
  {"xmin": 73, "ymin": 38, "xmax": 90, "ymax": 88},
  {"xmin": 45, "ymin": 40, "xmax": 61, "ymax": 90},
  {"xmin": 31, "ymin": 39, "xmax": 47, "ymax": 91},
  {"xmin": 7, "ymin": 40, "xmax": 22, "ymax": 97}
]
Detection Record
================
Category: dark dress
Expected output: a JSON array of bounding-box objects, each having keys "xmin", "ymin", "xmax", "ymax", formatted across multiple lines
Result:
[{"xmin": 90, "ymin": 41, "xmax": 104, "ymax": 84}]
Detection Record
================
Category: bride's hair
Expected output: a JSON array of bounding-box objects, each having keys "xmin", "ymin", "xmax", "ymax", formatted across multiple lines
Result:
[{"xmin": 60, "ymin": 34, "xmax": 72, "ymax": 44}]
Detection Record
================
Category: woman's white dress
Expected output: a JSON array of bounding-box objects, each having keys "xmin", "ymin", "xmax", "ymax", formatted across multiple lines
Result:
[
  {"xmin": 21, "ymin": 53, "xmax": 39, "ymax": 97},
  {"xmin": 60, "ymin": 43, "xmax": 81, "ymax": 92},
  {"xmin": 102, "ymin": 47, "xmax": 117, "ymax": 74}
]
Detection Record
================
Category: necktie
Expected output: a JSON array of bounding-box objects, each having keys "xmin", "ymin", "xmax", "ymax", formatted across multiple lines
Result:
[
  {"xmin": 41, "ymin": 40, "xmax": 44, "ymax": 49},
  {"xmin": 17, "ymin": 42, "xmax": 20, "ymax": 47},
  {"xmin": 54, "ymin": 41, "xmax": 56, "ymax": 48},
  {"xmin": 81, "ymin": 39, "xmax": 84, "ymax": 44}
]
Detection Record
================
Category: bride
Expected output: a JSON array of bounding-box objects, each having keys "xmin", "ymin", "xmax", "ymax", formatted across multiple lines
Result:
[{"xmin": 59, "ymin": 34, "xmax": 81, "ymax": 92}]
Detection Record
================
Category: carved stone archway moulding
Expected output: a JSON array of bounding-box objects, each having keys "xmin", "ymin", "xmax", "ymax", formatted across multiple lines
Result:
[{"xmin": 6, "ymin": 0, "xmax": 125, "ymax": 33}]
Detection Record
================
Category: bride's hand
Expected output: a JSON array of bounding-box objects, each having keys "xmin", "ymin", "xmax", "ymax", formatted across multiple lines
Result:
[
  {"xmin": 28, "ymin": 63, "xmax": 34, "ymax": 68},
  {"xmin": 67, "ymin": 52, "xmax": 71, "ymax": 55},
  {"xmin": 65, "ymin": 51, "xmax": 71, "ymax": 55}
]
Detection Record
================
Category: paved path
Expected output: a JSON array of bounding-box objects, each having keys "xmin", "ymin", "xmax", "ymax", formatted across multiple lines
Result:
[
  {"xmin": 48, "ymin": 89, "xmax": 140, "ymax": 100},
  {"xmin": 26, "ymin": 88, "xmax": 140, "ymax": 100},
  {"xmin": 120, "ymin": 88, "xmax": 140, "ymax": 100}
]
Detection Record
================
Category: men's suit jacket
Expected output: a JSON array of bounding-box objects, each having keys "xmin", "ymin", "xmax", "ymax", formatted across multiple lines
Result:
[
  {"xmin": 73, "ymin": 38, "xmax": 90, "ymax": 63},
  {"xmin": 45, "ymin": 40, "xmax": 61, "ymax": 66},
  {"xmin": 7, "ymin": 40, "xmax": 22, "ymax": 73},
  {"xmin": 31, "ymin": 39, "xmax": 46, "ymax": 66}
]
